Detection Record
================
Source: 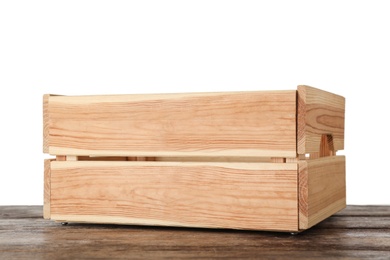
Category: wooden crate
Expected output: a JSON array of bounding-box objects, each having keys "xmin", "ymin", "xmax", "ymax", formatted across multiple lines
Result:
[{"xmin": 43, "ymin": 85, "xmax": 345, "ymax": 232}]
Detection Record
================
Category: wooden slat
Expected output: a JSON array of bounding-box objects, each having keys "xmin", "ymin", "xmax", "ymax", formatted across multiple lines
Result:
[
  {"xmin": 50, "ymin": 161, "xmax": 298, "ymax": 231},
  {"xmin": 56, "ymin": 155, "xmax": 66, "ymax": 161},
  {"xmin": 271, "ymin": 157, "xmax": 286, "ymax": 163},
  {"xmin": 45, "ymin": 91, "xmax": 296, "ymax": 157},
  {"xmin": 155, "ymin": 156, "xmax": 273, "ymax": 163},
  {"xmin": 43, "ymin": 159, "xmax": 52, "ymax": 219},
  {"xmin": 78, "ymin": 156, "xmax": 129, "ymax": 161},
  {"xmin": 298, "ymin": 156, "xmax": 346, "ymax": 229},
  {"xmin": 297, "ymin": 85, "xmax": 345, "ymax": 155},
  {"xmin": 43, "ymin": 94, "xmax": 50, "ymax": 153},
  {"xmin": 53, "ymin": 156, "xmax": 274, "ymax": 162}
]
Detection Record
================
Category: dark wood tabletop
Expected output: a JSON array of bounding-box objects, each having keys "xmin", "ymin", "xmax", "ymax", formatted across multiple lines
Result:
[{"xmin": 1, "ymin": 205, "xmax": 389, "ymax": 259}]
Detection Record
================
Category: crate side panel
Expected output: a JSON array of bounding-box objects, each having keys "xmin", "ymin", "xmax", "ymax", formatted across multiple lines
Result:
[
  {"xmin": 299, "ymin": 156, "xmax": 346, "ymax": 229},
  {"xmin": 47, "ymin": 91, "xmax": 296, "ymax": 157},
  {"xmin": 50, "ymin": 161, "xmax": 298, "ymax": 231},
  {"xmin": 43, "ymin": 159, "xmax": 52, "ymax": 219},
  {"xmin": 297, "ymin": 86, "xmax": 345, "ymax": 155}
]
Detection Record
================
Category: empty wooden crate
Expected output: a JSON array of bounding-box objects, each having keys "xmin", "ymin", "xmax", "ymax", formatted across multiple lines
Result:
[{"xmin": 43, "ymin": 85, "xmax": 346, "ymax": 232}]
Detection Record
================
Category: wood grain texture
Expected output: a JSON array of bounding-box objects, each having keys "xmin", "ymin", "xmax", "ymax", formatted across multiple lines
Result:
[
  {"xmin": 45, "ymin": 91, "xmax": 296, "ymax": 157},
  {"xmin": 43, "ymin": 159, "xmax": 52, "ymax": 219},
  {"xmin": 49, "ymin": 161, "xmax": 298, "ymax": 231},
  {"xmin": 78, "ymin": 156, "xmax": 129, "ymax": 161},
  {"xmin": 299, "ymin": 156, "xmax": 346, "ymax": 230},
  {"xmin": 297, "ymin": 85, "xmax": 345, "ymax": 155},
  {"xmin": 1, "ymin": 206, "xmax": 390, "ymax": 259},
  {"xmin": 43, "ymin": 94, "xmax": 50, "ymax": 153},
  {"xmin": 154, "ymin": 156, "xmax": 273, "ymax": 163},
  {"xmin": 55, "ymin": 155, "xmax": 66, "ymax": 161}
]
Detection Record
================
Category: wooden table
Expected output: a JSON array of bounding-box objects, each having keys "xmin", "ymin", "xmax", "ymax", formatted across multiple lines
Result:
[{"xmin": 1, "ymin": 206, "xmax": 389, "ymax": 259}]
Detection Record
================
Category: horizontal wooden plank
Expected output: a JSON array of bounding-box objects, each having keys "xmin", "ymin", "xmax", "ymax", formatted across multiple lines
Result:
[
  {"xmin": 299, "ymin": 156, "xmax": 346, "ymax": 230},
  {"xmin": 45, "ymin": 91, "xmax": 296, "ymax": 157},
  {"xmin": 50, "ymin": 161, "xmax": 298, "ymax": 171},
  {"xmin": 154, "ymin": 156, "xmax": 274, "ymax": 163},
  {"xmin": 297, "ymin": 85, "xmax": 345, "ymax": 155},
  {"xmin": 50, "ymin": 161, "xmax": 298, "ymax": 231}
]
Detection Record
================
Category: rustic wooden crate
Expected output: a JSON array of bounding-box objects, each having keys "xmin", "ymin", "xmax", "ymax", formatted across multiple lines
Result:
[{"xmin": 43, "ymin": 85, "xmax": 345, "ymax": 232}]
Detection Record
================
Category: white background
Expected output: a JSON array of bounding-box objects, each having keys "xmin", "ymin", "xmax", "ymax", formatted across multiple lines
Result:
[{"xmin": 1, "ymin": 1, "xmax": 389, "ymax": 205}]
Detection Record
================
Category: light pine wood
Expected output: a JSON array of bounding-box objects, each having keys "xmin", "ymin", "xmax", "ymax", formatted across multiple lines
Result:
[
  {"xmin": 45, "ymin": 91, "xmax": 296, "ymax": 158},
  {"xmin": 155, "ymin": 156, "xmax": 273, "ymax": 163},
  {"xmin": 286, "ymin": 157, "xmax": 298, "ymax": 163},
  {"xmin": 78, "ymin": 156, "xmax": 129, "ymax": 161},
  {"xmin": 49, "ymin": 161, "xmax": 298, "ymax": 231},
  {"xmin": 320, "ymin": 134, "xmax": 335, "ymax": 157},
  {"xmin": 43, "ymin": 159, "xmax": 52, "ymax": 219},
  {"xmin": 43, "ymin": 95, "xmax": 50, "ymax": 153},
  {"xmin": 297, "ymin": 85, "xmax": 345, "ymax": 155},
  {"xmin": 43, "ymin": 87, "xmax": 346, "ymax": 232},
  {"xmin": 298, "ymin": 156, "xmax": 346, "ymax": 230},
  {"xmin": 56, "ymin": 155, "xmax": 66, "ymax": 161},
  {"xmin": 76, "ymin": 156, "xmax": 278, "ymax": 163},
  {"xmin": 309, "ymin": 152, "xmax": 320, "ymax": 159},
  {"xmin": 271, "ymin": 157, "xmax": 286, "ymax": 163}
]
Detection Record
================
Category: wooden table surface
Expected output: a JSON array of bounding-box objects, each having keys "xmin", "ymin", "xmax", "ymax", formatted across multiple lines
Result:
[{"xmin": 1, "ymin": 206, "xmax": 389, "ymax": 259}]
